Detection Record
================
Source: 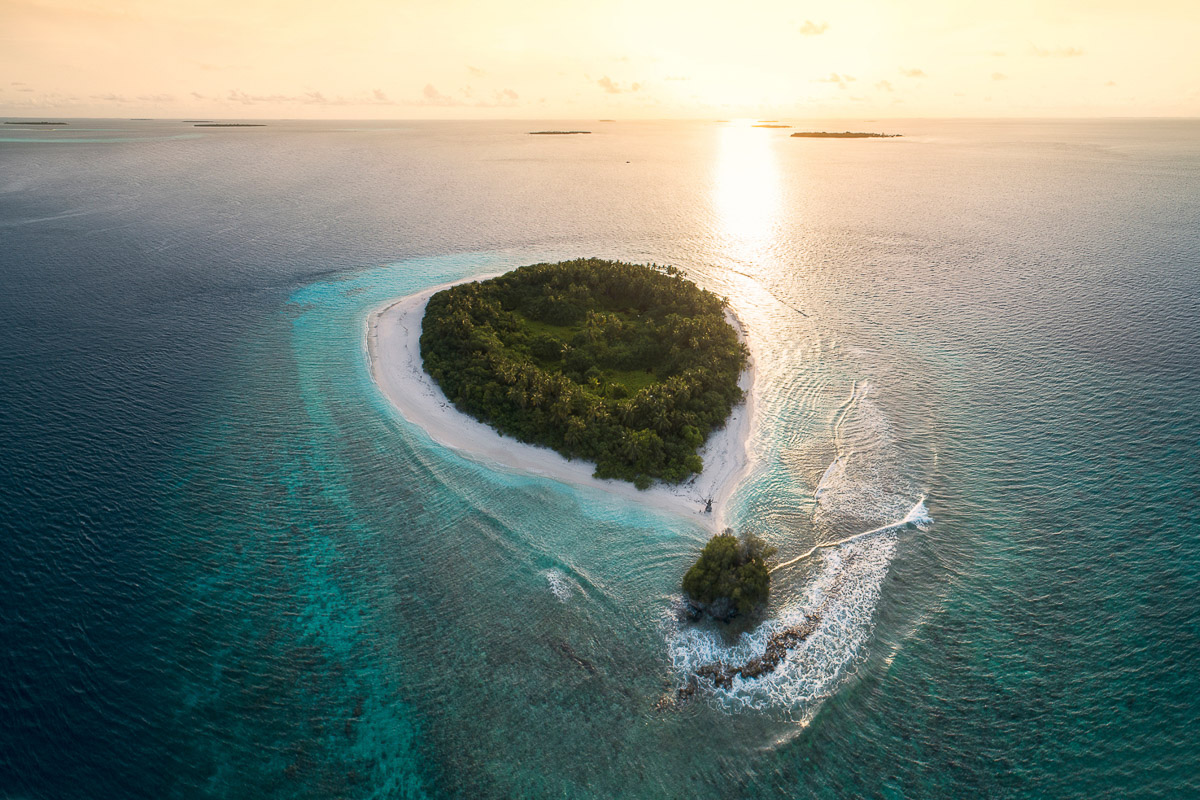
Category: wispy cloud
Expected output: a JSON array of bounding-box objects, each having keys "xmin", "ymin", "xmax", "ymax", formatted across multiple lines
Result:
[
  {"xmin": 876, "ymin": 80, "xmax": 894, "ymax": 92},
  {"xmin": 816, "ymin": 72, "xmax": 856, "ymax": 89},
  {"xmin": 799, "ymin": 20, "xmax": 828, "ymax": 36},
  {"xmin": 991, "ymin": 72, "xmax": 1007, "ymax": 81},
  {"xmin": 227, "ymin": 89, "xmax": 296, "ymax": 104},
  {"xmin": 1032, "ymin": 46, "xmax": 1084, "ymax": 57},
  {"xmin": 596, "ymin": 76, "xmax": 641, "ymax": 94},
  {"xmin": 81, "ymin": 92, "xmax": 174, "ymax": 104},
  {"xmin": 417, "ymin": 84, "xmax": 462, "ymax": 106},
  {"xmin": 467, "ymin": 65, "xmax": 485, "ymax": 77},
  {"xmin": 225, "ymin": 88, "xmax": 399, "ymax": 106},
  {"xmin": 900, "ymin": 67, "xmax": 926, "ymax": 78}
]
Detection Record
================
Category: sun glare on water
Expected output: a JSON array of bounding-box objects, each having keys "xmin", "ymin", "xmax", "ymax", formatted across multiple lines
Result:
[{"xmin": 711, "ymin": 119, "xmax": 783, "ymax": 267}]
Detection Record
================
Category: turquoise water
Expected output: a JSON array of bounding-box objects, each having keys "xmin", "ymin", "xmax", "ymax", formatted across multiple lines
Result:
[{"xmin": 2, "ymin": 119, "xmax": 1198, "ymax": 797}]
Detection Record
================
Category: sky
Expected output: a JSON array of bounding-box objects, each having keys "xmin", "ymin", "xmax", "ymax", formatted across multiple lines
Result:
[{"xmin": 2, "ymin": 0, "xmax": 1198, "ymax": 119}]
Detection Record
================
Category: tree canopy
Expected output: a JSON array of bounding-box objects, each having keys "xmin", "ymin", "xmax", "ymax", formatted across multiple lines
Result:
[
  {"xmin": 682, "ymin": 530, "xmax": 777, "ymax": 620},
  {"xmin": 419, "ymin": 259, "xmax": 748, "ymax": 488}
]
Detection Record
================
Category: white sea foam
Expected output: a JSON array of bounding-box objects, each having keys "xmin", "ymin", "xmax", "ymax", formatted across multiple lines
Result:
[
  {"xmin": 543, "ymin": 568, "xmax": 573, "ymax": 602},
  {"xmin": 666, "ymin": 533, "xmax": 900, "ymax": 716},
  {"xmin": 665, "ymin": 375, "xmax": 932, "ymax": 715},
  {"xmin": 814, "ymin": 456, "xmax": 844, "ymax": 499}
]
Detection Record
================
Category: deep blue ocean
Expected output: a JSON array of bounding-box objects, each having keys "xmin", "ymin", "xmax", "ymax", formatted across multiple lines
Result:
[{"xmin": 1, "ymin": 118, "xmax": 1198, "ymax": 798}]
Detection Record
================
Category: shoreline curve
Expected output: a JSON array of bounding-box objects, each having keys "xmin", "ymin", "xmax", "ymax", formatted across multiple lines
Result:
[{"xmin": 366, "ymin": 275, "xmax": 756, "ymax": 531}]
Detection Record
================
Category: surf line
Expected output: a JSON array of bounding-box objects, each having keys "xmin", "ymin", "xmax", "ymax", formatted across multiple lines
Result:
[{"xmin": 770, "ymin": 496, "xmax": 930, "ymax": 573}]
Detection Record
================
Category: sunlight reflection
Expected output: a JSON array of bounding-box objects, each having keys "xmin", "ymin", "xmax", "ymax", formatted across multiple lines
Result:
[{"xmin": 711, "ymin": 120, "xmax": 782, "ymax": 266}]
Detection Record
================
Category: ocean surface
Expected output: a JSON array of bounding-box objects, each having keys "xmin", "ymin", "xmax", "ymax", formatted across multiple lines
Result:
[{"xmin": 1, "ymin": 118, "xmax": 1198, "ymax": 798}]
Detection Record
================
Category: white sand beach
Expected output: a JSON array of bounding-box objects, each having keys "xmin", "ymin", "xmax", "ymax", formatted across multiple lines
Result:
[{"xmin": 366, "ymin": 277, "xmax": 755, "ymax": 530}]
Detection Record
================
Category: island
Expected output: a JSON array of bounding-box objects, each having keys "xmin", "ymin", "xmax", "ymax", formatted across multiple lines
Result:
[
  {"xmin": 4, "ymin": 121, "xmax": 67, "ymax": 125},
  {"xmin": 682, "ymin": 529, "xmax": 776, "ymax": 622},
  {"xmin": 529, "ymin": 130, "xmax": 591, "ymax": 135},
  {"xmin": 194, "ymin": 123, "xmax": 267, "ymax": 127},
  {"xmin": 791, "ymin": 131, "xmax": 902, "ymax": 138},
  {"xmin": 419, "ymin": 260, "xmax": 747, "ymax": 489}
]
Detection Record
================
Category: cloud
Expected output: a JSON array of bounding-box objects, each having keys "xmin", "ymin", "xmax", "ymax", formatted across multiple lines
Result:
[
  {"xmin": 875, "ymin": 80, "xmax": 894, "ymax": 92},
  {"xmin": 402, "ymin": 83, "xmax": 519, "ymax": 108},
  {"xmin": 227, "ymin": 89, "xmax": 293, "ymax": 104},
  {"xmin": 816, "ymin": 72, "xmax": 855, "ymax": 89},
  {"xmin": 799, "ymin": 20, "xmax": 828, "ymax": 36},
  {"xmin": 1032, "ymin": 46, "xmax": 1084, "ymax": 57},
  {"xmin": 224, "ymin": 89, "xmax": 396, "ymax": 106},
  {"xmin": 990, "ymin": 50, "xmax": 1006, "ymax": 57},
  {"xmin": 467, "ymin": 65, "xmax": 485, "ymax": 77},
  {"xmin": 91, "ymin": 92, "xmax": 129, "ymax": 102},
  {"xmin": 992, "ymin": 72, "xmax": 1007, "ymax": 80},
  {"xmin": 418, "ymin": 83, "xmax": 463, "ymax": 106},
  {"xmin": 473, "ymin": 88, "xmax": 520, "ymax": 108},
  {"xmin": 596, "ymin": 76, "xmax": 641, "ymax": 94},
  {"xmin": 900, "ymin": 67, "xmax": 926, "ymax": 78},
  {"xmin": 665, "ymin": 75, "xmax": 690, "ymax": 81},
  {"xmin": 137, "ymin": 93, "xmax": 175, "ymax": 102},
  {"xmin": 1105, "ymin": 80, "xmax": 1117, "ymax": 87}
]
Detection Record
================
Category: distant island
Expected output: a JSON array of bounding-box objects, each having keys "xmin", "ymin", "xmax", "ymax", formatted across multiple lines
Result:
[
  {"xmin": 194, "ymin": 123, "xmax": 266, "ymax": 127},
  {"xmin": 420, "ymin": 259, "xmax": 747, "ymax": 488},
  {"xmin": 529, "ymin": 130, "xmax": 591, "ymax": 135},
  {"xmin": 4, "ymin": 121, "xmax": 67, "ymax": 126},
  {"xmin": 790, "ymin": 131, "xmax": 902, "ymax": 138},
  {"xmin": 753, "ymin": 124, "xmax": 792, "ymax": 129},
  {"xmin": 182, "ymin": 120, "xmax": 213, "ymax": 123}
]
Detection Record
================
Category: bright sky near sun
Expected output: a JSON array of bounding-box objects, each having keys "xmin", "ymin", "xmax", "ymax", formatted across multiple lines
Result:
[{"xmin": 2, "ymin": 0, "xmax": 1197, "ymax": 118}]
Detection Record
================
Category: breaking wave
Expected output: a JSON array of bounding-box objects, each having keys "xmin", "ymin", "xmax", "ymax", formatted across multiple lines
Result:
[
  {"xmin": 665, "ymin": 380, "xmax": 931, "ymax": 715},
  {"xmin": 666, "ymin": 534, "xmax": 899, "ymax": 716},
  {"xmin": 543, "ymin": 568, "xmax": 573, "ymax": 602}
]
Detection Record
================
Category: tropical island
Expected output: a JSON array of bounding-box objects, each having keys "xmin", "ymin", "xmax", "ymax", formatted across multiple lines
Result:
[
  {"xmin": 419, "ymin": 260, "xmax": 748, "ymax": 489},
  {"xmin": 529, "ymin": 130, "xmax": 591, "ymax": 135},
  {"xmin": 791, "ymin": 131, "xmax": 902, "ymax": 138},
  {"xmin": 683, "ymin": 529, "xmax": 776, "ymax": 622}
]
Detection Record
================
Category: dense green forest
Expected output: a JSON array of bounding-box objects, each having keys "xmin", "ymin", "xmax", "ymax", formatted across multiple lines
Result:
[
  {"xmin": 682, "ymin": 530, "xmax": 776, "ymax": 621},
  {"xmin": 419, "ymin": 259, "xmax": 748, "ymax": 488}
]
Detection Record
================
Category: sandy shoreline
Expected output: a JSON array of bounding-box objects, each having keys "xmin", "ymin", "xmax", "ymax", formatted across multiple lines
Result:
[{"xmin": 366, "ymin": 276, "xmax": 756, "ymax": 530}]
